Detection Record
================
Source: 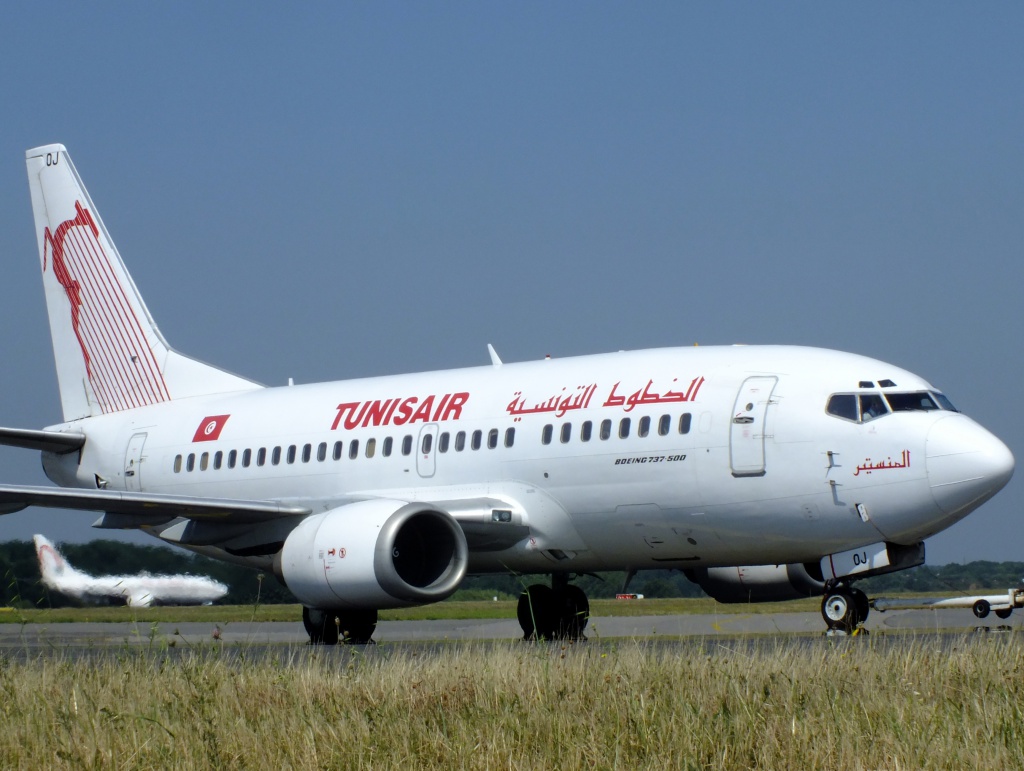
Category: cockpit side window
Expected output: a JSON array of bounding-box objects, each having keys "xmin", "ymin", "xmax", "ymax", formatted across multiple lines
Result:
[
  {"xmin": 885, "ymin": 391, "xmax": 939, "ymax": 413},
  {"xmin": 826, "ymin": 394, "xmax": 858, "ymax": 421},
  {"xmin": 859, "ymin": 394, "xmax": 888, "ymax": 421}
]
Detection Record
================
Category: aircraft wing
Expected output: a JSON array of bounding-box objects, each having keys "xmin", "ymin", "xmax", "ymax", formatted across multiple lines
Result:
[
  {"xmin": 0, "ymin": 427, "xmax": 85, "ymax": 454},
  {"xmin": 0, "ymin": 484, "xmax": 310, "ymax": 524}
]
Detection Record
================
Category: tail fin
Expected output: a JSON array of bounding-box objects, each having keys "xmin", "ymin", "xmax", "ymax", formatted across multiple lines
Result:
[
  {"xmin": 25, "ymin": 144, "xmax": 260, "ymax": 421},
  {"xmin": 33, "ymin": 533, "xmax": 78, "ymax": 584}
]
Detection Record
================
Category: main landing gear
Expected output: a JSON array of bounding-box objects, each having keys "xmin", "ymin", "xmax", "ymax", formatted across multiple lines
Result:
[
  {"xmin": 821, "ymin": 583, "xmax": 870, "ymax": 635},
  {"xmin": 303, "ymin": 607, "xmax": 378, "ymax": 645},
  {"xmin": 517, "ymin": 573, "xmax": 590, "ymax": 641}
]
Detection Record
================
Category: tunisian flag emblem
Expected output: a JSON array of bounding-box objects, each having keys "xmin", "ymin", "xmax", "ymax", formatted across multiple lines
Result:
[{"xmin": 193, "ymin": 415, "xmax": 230, "ymax": 442}]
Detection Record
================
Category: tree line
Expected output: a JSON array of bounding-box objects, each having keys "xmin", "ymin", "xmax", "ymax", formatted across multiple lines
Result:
[{"xmin": 1, "ymin": 538, "xmax": 1021, "ymax": 608}]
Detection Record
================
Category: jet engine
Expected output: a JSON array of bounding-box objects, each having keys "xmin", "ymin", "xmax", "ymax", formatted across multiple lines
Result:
[
  {"xmin": 276, "ymin": 499, "xmax": 468, "ymax": 609},
  {"xmin": 684, "ymin": 563, "xmax": 825, "ymax": 603}
]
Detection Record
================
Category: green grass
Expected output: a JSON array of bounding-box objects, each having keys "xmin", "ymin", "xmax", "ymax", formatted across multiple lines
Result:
[
  {"xmin": 0, "ymin": 592, "xmax": 983, "ymax": 625},
  {"xmin": 0, "ymin": 635, "xmax": 1021, "ymax": 768}
]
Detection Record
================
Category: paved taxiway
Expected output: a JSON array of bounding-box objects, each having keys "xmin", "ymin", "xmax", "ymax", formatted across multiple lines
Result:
[{"xmin": 0, "ymin": 608, "xmax": 1018, "ymax": 650}]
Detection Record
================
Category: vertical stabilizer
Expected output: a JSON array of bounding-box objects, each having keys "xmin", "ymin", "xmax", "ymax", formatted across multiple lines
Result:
[
  {"xmin": 25, "ymin": 145, "xmax": 260, "ymax": 421},
  {"xmin": 34, "ymin": 534, "xmax": 81, "ymax": 585}
]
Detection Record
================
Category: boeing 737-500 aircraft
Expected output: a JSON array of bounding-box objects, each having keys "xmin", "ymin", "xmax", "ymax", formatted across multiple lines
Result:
[
  {"xmin": 34, "ymin": 534, "xmax": 227, "ymax": 607},
  {"xmin": 0, "ymin": 144, "xmax": 1014, "ymax": 642}
]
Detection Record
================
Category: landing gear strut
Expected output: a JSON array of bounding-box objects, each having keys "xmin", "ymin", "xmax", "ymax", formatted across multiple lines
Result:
[
  {"xmin": 303, "ymin": 607, "xmax": 378, "ymax": 645},
  {"xmin": 821, "ymin": 584, "xmax": 869, "ymax": 634},
  {"xmin": 517, "ymin": 573, "xmax": 590, "ymax": 641}
]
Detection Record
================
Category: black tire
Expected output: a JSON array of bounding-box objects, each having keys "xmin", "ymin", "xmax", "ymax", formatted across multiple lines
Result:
[
  {"xmin": 518, "ymin": 584, "xmax": 556, "ymax": 640},
  {"xmin": 850, "ymin": 588, "xmax": 870, "ymax": 625},
  {"xmin": 339, "ymin": 609, "xmax": 378, "ymax": 644},
  {"xmin": 995, "ymin": 607, "xmax": 1013, "ymax": 620},
  {"xmin": 557, "ymin": 584, "xmax": 590, "ymax": 640},
  {"xmin": 973, "ymin": 599, "xmax": 991, "ymax": 619},
  {"xmin": 303, "ymin": 606, "xmax": 339, "ymax": 645}
]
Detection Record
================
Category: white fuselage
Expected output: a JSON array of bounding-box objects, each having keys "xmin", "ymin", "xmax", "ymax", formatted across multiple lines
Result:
[{"xmin": 41, "ymin": 344, "xmax": 1014, "ymax": 576}]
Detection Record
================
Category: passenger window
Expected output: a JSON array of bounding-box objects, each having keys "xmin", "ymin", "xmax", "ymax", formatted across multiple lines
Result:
[
  {"xmin": 542, "ymin": 424, "xmax": 553, "ymax": 445},
  {"xmin": 488, "ymin": 429, "xmax": 498, "ymax": 449},
  {"xmin": 286, "ymin": 445, "xmax": 296, "ymax": 464},
  {"xmin": 256, "ymin": 448, "xmax": 266, "ymax": 466},
  {"xmin": 859, "ymin": 394, "xmax": 888, "ymax": 422},
  {"xmin": 402, "ymin": 435, "xmax": 413, "ymax": 455},
  {"xmin": 349, "ymin": 440, "xmax": 360, "ymax": 459},
  {"xmin": 200, "ymin": 452, "xmax": 209, "ymax": 471},
  {"xmin": 333, "ymin": 441, "xmax": 343, "ymax": 461},
  {"xmin": 383, "ymin": 437, "xmax": 393, "ymax": 457},
  {"xmin": 472, "ymin": 430, "xmax": 482, "ymax": 450},
  {"xmin": 658, "ymin": 415, "xmax": 670, "ymax": 436},
  {"xmin": 187, "ymin": 453, "xmax": 195, "ymax": 472},
  {"xmin": 439, "ymin": 432, "xmax": 450, "ymax": 453},
  {"xmin": 581, "ymin": 421, "xmax": 592, "ymax": 442},
  {"xmin": 455, "ymin": 431, "xmax": 466, "ymax": 451},
  {"xmin": 317, "ymin": 442, "xmax": 327, "ymax": 462},
  {"xmin": 228, "ymin": 450, "xmax": 237, "ymax": 468},
  {"xmin": 638, "ymin": 417, "xmax": 650, "ymax": 438},
  {"xmin": 600, "ymin": 419, "xmax": 612, "ymax": 440},
  {"xmin": 173, "ymin": 455, "xmax": 182, "ymax": 473},
  {"xmin": 678, "ymin": 414, "xmax": 692, "ymax": 434},
  {"xmin": 885, "ymin": 392, "xmax": 939, "ymax": 412},
  {"xmin": 213, "ymin": 451, "xmax": 223, "ymax": 470},
  {"xmin": 504, "ymin": 427, "xmax": 515, "ymax": 447},
  {"xmin": 242, "ymin": 449, "xmax": 252, "ymax": 467},
  {"xmin": 272, "ymin": 447, "xmax": 282, "ymax": 465},
  {"xmin": 560, "ymin": 423, "xmax": 572, "ymax": 444},
  {"xmin": 421, "ymin": 434, "xmax": 432, "ymax": 455},
  {"xmin": 302, "ymin": 444, "xmax": 312, "ymax": 463},
  {"xmin": 366, "ymin": 438, "xmax": 376, "ymax": 458},
  {"xmin": 619, "ymin": 418, "xmax": 631, "ymax": 439},
  {"xmin": 826, "ymin": 394, "xmax": 858, "ymax": 422}
]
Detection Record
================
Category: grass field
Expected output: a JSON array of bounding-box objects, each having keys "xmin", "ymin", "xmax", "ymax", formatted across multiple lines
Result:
[
  {"xmin": 0, "ymin": 592, "xmax": 993, "ymax": 625},
  {"xmin": 0, "ymin": 633, "xmax": 1021, "ymax": 768}
]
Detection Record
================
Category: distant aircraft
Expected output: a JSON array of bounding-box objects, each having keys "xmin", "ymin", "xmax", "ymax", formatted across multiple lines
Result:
[
  {"xmin": 0, "ymin": 144, "xmax": 1014, "ymax": 642},
  {"xmin": 34, "ymin": 534, "xmax": 227, "ymax": 607}
]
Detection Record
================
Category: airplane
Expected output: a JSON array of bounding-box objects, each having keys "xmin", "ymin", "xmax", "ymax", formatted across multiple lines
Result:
[
  {"xmin": 0, "ymin": 143, "xmax": 1014, "ymax": 642},
  {"xmin": 34, "ymin": 533, "xmax": 228, "ymax": 607}
]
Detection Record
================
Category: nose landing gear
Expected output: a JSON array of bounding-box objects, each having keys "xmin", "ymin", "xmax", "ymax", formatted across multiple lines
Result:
[{"xmin": 821, "ymin": 584, "xmax": 869, "ymax": 635}]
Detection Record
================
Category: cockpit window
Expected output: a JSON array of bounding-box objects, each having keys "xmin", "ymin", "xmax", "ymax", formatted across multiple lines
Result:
[
  {"xmin": 859, "ymin": 394, "xmax": 888, "ymax": 421},
  {"xmin": 885, "ymin": 391, "xmax": 939, "ymax": 412},
  {"xmin": 828, "ymin": 389, "xmax": 958, "ymax": 424},
  {"xmin": 826, "ymin": 394, "xmax": 858, "ymax": 421}
]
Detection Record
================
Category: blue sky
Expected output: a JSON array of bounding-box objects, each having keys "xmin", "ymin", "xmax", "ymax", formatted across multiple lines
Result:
[{"xmin": 0, "ymin": 4, "xmax": 1021, "ymax": 564}]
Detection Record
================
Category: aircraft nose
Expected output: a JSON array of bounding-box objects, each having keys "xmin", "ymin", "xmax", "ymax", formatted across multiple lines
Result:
[{"xmin": 927, "ymin": 415, "xmax": 1014, "ymax": 518}]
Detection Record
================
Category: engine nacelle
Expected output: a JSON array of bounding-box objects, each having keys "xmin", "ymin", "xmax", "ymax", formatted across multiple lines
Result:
[
  {"xmin": 277, "ymin": 499, "xmax": 468, "ymax": 609},
  {"xmin": 684, "ymin": 563, "xmax": 825, "ymax": 603}
]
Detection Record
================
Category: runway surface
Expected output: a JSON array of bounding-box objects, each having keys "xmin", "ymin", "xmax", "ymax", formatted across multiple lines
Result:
[{"xmin": 1, "ymin": 607, "xmax": 1019, "ymax": 651}]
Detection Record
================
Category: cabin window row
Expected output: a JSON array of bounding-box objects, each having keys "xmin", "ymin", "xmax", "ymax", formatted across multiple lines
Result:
[
  {"xmin": 172, "ymin": 427, "xmax": 516, "ymax": 473},
  {"xmin": 541, "ymin": 413, "xmax": 692, "ymax": 445}
]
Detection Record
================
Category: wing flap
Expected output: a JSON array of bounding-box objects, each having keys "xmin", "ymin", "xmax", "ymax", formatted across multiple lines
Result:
[
  {"xmin": 0, "ymin": 427, "xmax": 85, "ymax": 454},
  {"xmin": 0, "ymin": 484, "xmax": 310, "ymax": 524}
]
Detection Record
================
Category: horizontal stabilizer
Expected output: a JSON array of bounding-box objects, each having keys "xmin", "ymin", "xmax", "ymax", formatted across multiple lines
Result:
[
  {"xmin": 0, "ymin": 484, "xmax": 310, "ymax": 524},
  {"xmin": 0, "ymin": 427, "xmax": 85, "ymax": 454}
]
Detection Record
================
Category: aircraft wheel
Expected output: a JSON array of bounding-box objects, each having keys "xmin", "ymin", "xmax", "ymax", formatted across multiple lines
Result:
[
  {"xmin": 822, "ymin": 589, "xmax": 857, "ymax": 632},
  {"xmin": 339, "ymin": 609, "xmax": 378, "ymax": 644},
  {"xmin": 303, "ymin": 606, "xmax": 339, "ymax": 645},
  {"xmin": 973, "ymin": 599, "xmax": 991, "ymax": 619},
  {"xmin": 995, "ymin": 608, "xmax": 1013, "ymax": 620},
  {"xmin": 851, "ymin": 587, "xmax": 870, "ymax": 625},
  {"xmin": 556, "ymin": 584, "xmax": 590, "ymax": 640},
  {"xmin": 518, "ymin": 584, "xmax": 556, "ymax": 640}
]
